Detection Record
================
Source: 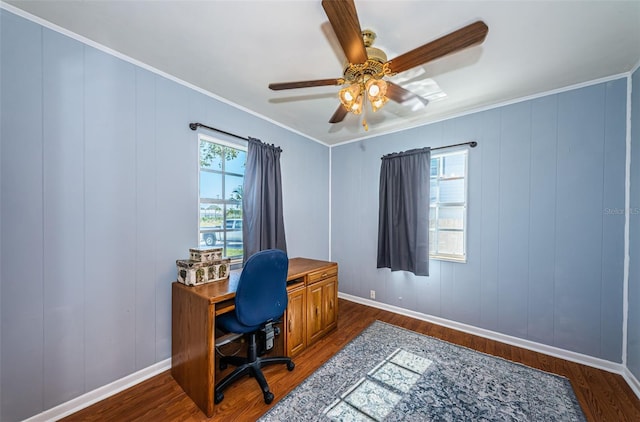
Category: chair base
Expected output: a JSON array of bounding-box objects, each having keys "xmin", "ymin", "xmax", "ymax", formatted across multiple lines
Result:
[{"xmin": 214, "ymin": 331, "xmax": 295, "ymax": 405}]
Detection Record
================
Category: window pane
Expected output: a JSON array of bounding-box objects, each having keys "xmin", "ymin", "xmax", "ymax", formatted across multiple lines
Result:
[
  {"xmin": 200, "ymin": 171, "xmax": 222, "ymax": 199},
  {"xmin": 226, "ymin": 205, "xmax": 242, "ymax": 220},
  {"xmin": 437, "ymin": 231, "xmax": 464, "ymax": 256},
  {"xmin": 224, "ymin": 240, "xmax": 243, "ymax": 259},
  {"xmin": 226, "ymin": 149, "xmax": 246, "ymax": 174},
  {"xmin": 225, "ymin": 175, "xmax": 243, "ymax": 201},
  {"xmin": 430, "ymin": 179, "xmax": 438, "ymax": 202},
  {"xmin": 442, "ymin": 154, "xmax": 465, "ymax": 178},
  {"xmin": 429, "ymin": 230, "xmax": 436, "ymax": 253},
  {"xmin": 200, "ymin": 142, "xmax": 223, "ymax": 170},
  {"xmin": 429, "ymin": 207, "xmax": 436, "ymax": 230},
  {"xmin": 437, "ymin": 207, "xmax": 464, "ymax": 230},
  {"xmin": 438, "ymin": 179, "xmax": 464, "ymax": 203},
  {"xmin": 430, "ymin": 157, "xmax": 439, "ymax": 177},
  {"xmin": 200, "ymin": 203, "xmax": 222, "ymax": 226},
  {"xmin": 200, "ymin": 226, "xmax": 220, "ymax": 247}
]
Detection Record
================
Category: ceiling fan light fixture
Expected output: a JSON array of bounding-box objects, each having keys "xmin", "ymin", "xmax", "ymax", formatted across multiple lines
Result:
[
  {"xmin": 365, "ymin": 77, "xmax": 384, "ymax": 97},
  {"xmin": 350, "ymin": 93, "xmax": 364, "ymax": 114},
  {"xmin": 365, "ymin": 78, "xmax": 388, "ymax": 112},
  {"xmin": 339, "ymin": 83, "xmax": 363, "ymax": 114},
  {"xmin": 370, "ymin": 94, "xmax": 388, "ymax": 113}
]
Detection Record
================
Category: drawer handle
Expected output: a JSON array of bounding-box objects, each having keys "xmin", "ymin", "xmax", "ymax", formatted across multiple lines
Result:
[
  {"xmin": 321, "ymin": 273, "xmax": 328, "ymax": 277},
  {"xmin": 288, "ymin": 318, "xmax": 292, "ymax": 332},
  {"xmin": 315, "ymin": 307, "xmax": 319, "ymax": 316},
  {"xmin": 329, "ymin": 300, "xmax": 333, "ymax": 309}
]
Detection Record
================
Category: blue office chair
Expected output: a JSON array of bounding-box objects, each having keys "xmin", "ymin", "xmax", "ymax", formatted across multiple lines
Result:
[{"xmin": 214, "ymin": 249, "xmax": 295, "ymax": 405}]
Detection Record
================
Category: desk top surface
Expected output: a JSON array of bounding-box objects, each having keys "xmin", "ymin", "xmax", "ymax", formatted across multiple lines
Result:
[{"xmin": 173, "ymin": 257, "xmax": 337, "ymax": 304}]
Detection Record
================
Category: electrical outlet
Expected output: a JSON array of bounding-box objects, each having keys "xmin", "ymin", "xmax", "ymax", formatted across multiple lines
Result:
[{"xmin": 370, "ymin": 290, "xmax": 376, "ymax": 300}]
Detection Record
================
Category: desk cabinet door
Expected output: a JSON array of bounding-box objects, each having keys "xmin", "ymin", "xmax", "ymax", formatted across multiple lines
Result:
[
  {"xmin": 286, "ymin": 287, "xmax": 306, "ymax": 357},
  {"xmin": 307, "ymin": 276, "xmax": 338, "ymax": 346},
  {"xmin": 306, "ymin": 282, "xmax": 324, "ymax": 345},
  {"xmin": 323, "ymin": 277, "xmax": 337, "ymax": 332}
]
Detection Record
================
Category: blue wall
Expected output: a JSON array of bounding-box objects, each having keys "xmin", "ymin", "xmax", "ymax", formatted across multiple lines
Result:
[
  {"xmin": 0, "ymin": 10, "xmax": 330, "ymax": 421},
  {"xmin": 629, "ymin": 67, "xmax": 640, "ymax": 381},
  {"xmin": 332, "ymin": 78, "xmax": 628, "ymax": 362}
]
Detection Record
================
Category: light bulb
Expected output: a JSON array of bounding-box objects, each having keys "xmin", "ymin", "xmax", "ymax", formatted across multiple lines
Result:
[{"xmin": 365, "ymin": 78, "xmax": 387, "ymax": 100}]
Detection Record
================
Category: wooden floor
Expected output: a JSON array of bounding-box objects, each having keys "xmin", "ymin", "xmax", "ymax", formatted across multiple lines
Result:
[{"xmin": 61, "ymin": 299, "xmax": 640, "ymax": 422}]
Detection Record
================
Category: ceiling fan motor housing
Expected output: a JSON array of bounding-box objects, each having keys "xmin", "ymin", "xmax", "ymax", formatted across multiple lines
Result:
[{"xmin": 342, "ymin": 29, "xmax": 390, "ymax": 84}]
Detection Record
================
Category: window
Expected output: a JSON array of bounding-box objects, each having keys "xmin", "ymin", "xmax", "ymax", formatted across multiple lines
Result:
[
  {"xmin": 429, "ymin": 149, "xmax": 468, "ymax": 262},
  {"xmin": 198, "ymin": 134, "xmax": 246, "ymax": 260}
]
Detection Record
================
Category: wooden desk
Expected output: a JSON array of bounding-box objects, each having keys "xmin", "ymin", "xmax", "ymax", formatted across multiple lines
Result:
[{"xmin": 171, "ymin": 257, "xmax": 338, "ymax": 417}]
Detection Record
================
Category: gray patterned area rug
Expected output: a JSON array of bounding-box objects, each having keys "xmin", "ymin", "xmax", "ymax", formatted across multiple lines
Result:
[{"xmin": 259, "ymin": 320, "xmax": 586, "ymax": 421}]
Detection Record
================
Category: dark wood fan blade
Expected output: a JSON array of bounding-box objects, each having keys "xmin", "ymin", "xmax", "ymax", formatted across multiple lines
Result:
[
  {"xmin": 329, "ymin": 104, "xmax": 348, "ymax": 123},
  {"xmin": 269, "ymin": 78, "xmax": 342, "ymax": 90},
  {"xmin": 387, "ymin": 21, "xmax": 488, "ymax": 74},
  {"xmin": 386, "ymin": 82, "xmax": 429, "ymax": 106},
  {"xmin": 322, "ymin": 0, "xmax": 368, "ymax": 65}
]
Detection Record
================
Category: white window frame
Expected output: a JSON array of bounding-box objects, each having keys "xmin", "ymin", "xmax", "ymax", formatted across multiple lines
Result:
[
  {"xmin": 198, "ymin": 133, "xmax": 247, "ymax": 263},
  {"xmin": 429, "ymin": 149, "xmax": 468, "ymax": 263}
]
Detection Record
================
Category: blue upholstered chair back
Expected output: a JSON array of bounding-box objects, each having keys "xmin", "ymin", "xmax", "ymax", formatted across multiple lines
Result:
[{"xmin": 234, "ymin": 249, "xmax": 289, "ymax": 328}]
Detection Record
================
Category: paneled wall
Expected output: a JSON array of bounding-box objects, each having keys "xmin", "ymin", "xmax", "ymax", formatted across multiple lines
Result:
[
  {"xmin": 332, "ymin": 78, "xmax": 628, "ymax": 362},
  {"xmin": 1, "ymin": 6, "xmax": 636, "ymax": 421},
  {"xmin": 0, "ymin": 10, "xmax": 330, "ymax": 421},
  {"xmin": 629, "ymin": 67, "xmax": 640, "ymax": 380}
]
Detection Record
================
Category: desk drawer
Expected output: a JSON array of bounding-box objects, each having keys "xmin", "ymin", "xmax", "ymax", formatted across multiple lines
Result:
[{"xmin": 307, "ymin": 265, "xmax": 338, "ymax": 284}]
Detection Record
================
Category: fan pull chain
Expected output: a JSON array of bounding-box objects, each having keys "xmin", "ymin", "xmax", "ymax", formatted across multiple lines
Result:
[{"xmin": 361, "ymin": 95, "xmax": 369, "ymax": 131}]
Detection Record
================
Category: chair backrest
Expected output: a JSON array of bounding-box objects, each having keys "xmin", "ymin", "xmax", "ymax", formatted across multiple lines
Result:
[{"xmin": 234, "ymin": 249, "xmax": 289, "ymax": 327}]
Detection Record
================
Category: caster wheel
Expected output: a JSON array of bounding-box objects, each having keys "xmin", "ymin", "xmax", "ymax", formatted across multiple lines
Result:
[
  {"xmin": 287, "ymin": 361, "xmax": 295, "ymax": 371},
  {"xmin": 264, "ymin": 391, "xmax": 274, "ymax": 404},
  {"xmin": 215, "ymin": 392, "xmax": 224, "ymax": 404},
  {"xmin": 219, "ymin": 361, "xmax": 228, "ymax": 370}
]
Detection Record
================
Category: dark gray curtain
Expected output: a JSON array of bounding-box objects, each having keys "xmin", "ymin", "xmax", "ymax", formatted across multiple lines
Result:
[
  {"xmin": 377, "ymin": 147, "xmax": 431, "ymax": 276},
  {"xmin": 242, "ymin": 137, "xmax": 287, "ymax": 262}
]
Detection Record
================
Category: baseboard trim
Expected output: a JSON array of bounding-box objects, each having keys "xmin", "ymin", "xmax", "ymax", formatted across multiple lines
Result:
[
  {"xmin": 339, "ymin": 293, "xmax": 629, "ymax": 377},
  {"xmin": 23, "ymin": 358, "xmax": 171, "ymax": 422},
  {"xmin": 623, "ymin": 367, "xmax": 640, "ymax": 399}
]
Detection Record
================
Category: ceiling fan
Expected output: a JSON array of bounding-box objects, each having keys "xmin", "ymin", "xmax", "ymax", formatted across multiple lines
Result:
[{"xmin": 268, "ymin": 0, "xmax": 488, "ymax": 129}]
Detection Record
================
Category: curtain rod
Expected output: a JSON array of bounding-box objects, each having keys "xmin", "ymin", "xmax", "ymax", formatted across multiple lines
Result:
[
  {"xmin": 432, "ymin": 141, "xmax": 477, "ymax": 151},
  {"xmin": 189, "ymin": 122, "xmax": 249, "ymax": 142},
  {"xmin": 381, "ymin": 141, "xmax": 478, "ymax": 160}
]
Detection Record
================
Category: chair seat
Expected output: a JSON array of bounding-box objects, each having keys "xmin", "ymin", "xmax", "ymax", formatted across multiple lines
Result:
[{"xmin": 217, "ymin": 312, "xmax": 262, "ymax": 334}]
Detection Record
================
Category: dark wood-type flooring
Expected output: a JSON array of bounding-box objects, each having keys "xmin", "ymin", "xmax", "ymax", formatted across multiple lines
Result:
[{"xmin": 61, "ymin": 299, "xmax": 640, "ymax": 421}]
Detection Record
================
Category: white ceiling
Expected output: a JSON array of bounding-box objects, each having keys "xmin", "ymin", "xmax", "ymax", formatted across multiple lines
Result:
[{"xmin": 5, "ymin": 0, "xmax": 640, "ymax": 146}]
